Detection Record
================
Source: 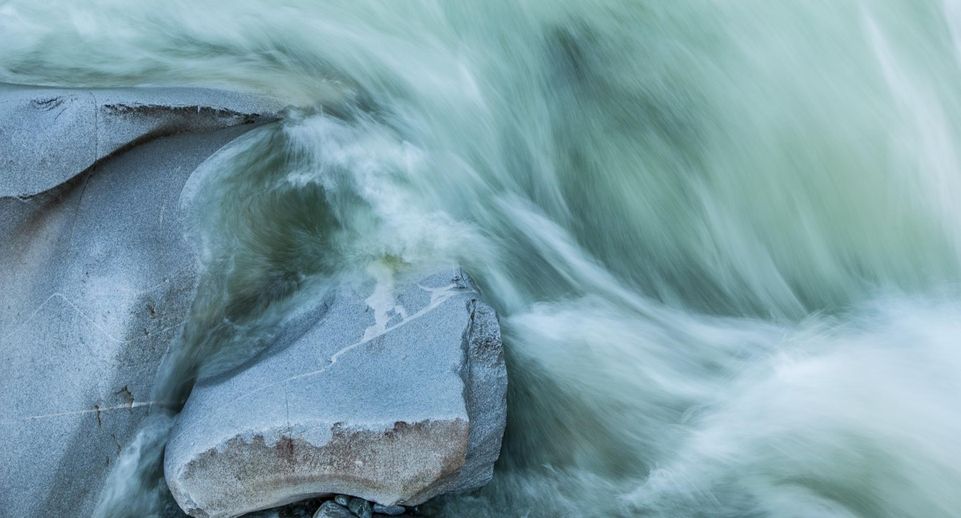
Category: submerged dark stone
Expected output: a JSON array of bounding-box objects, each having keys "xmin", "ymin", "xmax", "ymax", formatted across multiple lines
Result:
[
  {"xmin": 371, "ymin": 503, "xmax": 405, "ymax": 516},
  {"xmin": 312, "ymin": 501, "xmax": 353, "ymax": 518},
  {"xmin": 347, "ymin": 497, "xmax": 372, "ymax": 518}
]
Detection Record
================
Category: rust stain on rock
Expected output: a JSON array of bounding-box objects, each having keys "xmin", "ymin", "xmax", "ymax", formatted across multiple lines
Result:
[{"xmin": 174, "ymin": 418, "xmax": 469, "ymax": 516}]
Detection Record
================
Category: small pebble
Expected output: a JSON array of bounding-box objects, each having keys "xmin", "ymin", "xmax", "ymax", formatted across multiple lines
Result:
[
  {"xmin": 334, "ymin": 495, "xmax": 350, "ymax": 507},
  {"xmin": 372, "ymin": 504, "xmax": 405, "ymax": 516},
  {"xmin": 313, "ymin": 501, "xmax": 353, "ymax": 518},
  {"xmin": 347, "ymin": 497, "xmax": 373, "ymax": 518}
]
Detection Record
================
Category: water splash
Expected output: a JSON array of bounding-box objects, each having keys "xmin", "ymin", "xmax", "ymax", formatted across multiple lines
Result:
[{"xmin": 5, "ymin": 1, "xmax": 961, "ymax": 516}]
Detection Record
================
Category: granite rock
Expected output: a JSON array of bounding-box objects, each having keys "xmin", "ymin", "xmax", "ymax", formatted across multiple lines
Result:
[
  {"xmin": 164, "ymin": 267, "xmax": 507, "ymax": 518},
  {"xmin": 0, "ymin": 85, "xmax": 277, "ymax": 517},
  {"xmin": 0, "ymin": 83, "xmax": 282, "ymax": 198}
]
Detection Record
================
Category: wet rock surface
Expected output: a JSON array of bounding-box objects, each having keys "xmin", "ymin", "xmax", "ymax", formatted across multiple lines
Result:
[
  {"xmin": 0, "ymin": 83, "xmax": 282, "ymax": 197},
  {"xmin": 0, "ymin": 85, "xmax": 278, "ymax": 517},
  {"xmin": 164, "ymin": 267, "xmax": 507, "ymax": 518},
  {"xmin": 372, "ymin": 503, "xmax": 406, "ymax": 516},
  {"xmin": 347, "ymin": 498, "xmax": 372, "ymax": 518},
  {"xmin": 255, "ymin": 496, "xmax": 413, "ymax": 518},
  {"xmin": 1, "ymin": 83, "xmax": 507, "ymax": 518},
  {"xmin": 313, "ymin": 501, "xmax": 354, "ymax": 518}
]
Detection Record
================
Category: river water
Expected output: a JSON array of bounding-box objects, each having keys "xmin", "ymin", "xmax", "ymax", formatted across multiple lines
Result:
[{"xmin": 5, "ymin": 1, "xmax": 961, "ymax": 516}]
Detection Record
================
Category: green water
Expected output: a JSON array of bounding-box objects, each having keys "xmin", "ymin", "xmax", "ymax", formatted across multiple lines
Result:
[{"xmin": 6, "ymin": 1, "xmax": 961, "ymax": 516}]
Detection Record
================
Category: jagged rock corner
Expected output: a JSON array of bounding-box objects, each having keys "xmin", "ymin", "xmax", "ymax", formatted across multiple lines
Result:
[
  {"xmin": 164, "ymin": 267, "xmax": 507, "ymax": 517},
  {"xmin": 0, "ymin": 83, "xmax": 507, "ymax": 518}
]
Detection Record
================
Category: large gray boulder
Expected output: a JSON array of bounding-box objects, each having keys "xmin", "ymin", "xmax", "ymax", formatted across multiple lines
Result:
[
  {"xmin": 0, "ymin": 85, "xmax": 279, "ymax": 517},
  {"xmin": 0, "ymin": 83, "xmax": 281, "ymax": 197},
  {"xmin": 164, "ymin": 267, "xmax": 507, "ymax": 518}
]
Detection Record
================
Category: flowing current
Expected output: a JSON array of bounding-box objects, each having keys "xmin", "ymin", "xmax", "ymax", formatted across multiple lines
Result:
[{"xmin": 6, "ymin": 1, "xmax": 961, "ymax": 516}]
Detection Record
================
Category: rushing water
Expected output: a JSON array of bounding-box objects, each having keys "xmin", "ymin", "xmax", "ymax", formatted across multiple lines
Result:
[{"xmin": 6, "ymin": 1, "xmax": 961, "ymax": 516}]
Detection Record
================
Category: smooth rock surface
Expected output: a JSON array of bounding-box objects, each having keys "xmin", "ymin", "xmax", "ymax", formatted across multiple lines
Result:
[
  {"xmin": 164, "ymin": 267, "xmax": 507, "ymax": 518},
  {"xmin": 0, "ymin": 83, "xmax": 282, "ymax": 197},
  {"xmin": 0, "ymin": 86, "xmax": 277, "ymax": 517}
]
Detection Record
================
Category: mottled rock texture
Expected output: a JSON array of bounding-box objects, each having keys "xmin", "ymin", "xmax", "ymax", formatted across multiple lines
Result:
[
  {"xmin": 313, "ymin": 501, "xmax": 353, "ymax": 518},
  {"xmin": 0, "ymin": 83, "xmax": 282, "ymax": 197},
  {"xmin": 0, "ymin": 85, "xmax": 278, "ymax": 517},
  {"xmin": 164, "ymin": 268, "xmax": 507, "ymax": 518}
]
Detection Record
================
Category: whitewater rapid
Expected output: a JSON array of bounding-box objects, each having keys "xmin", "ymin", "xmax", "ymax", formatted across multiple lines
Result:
[{"xmin": 5, "ymin": 1, "xmax": 961, "ymax": 516}]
